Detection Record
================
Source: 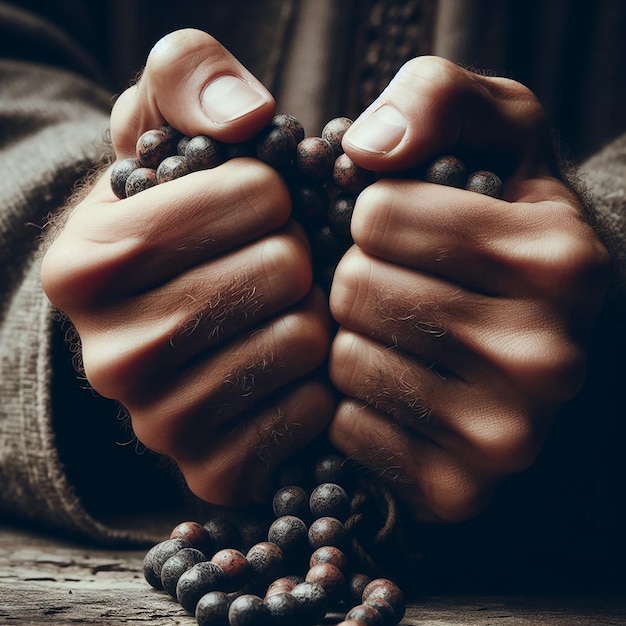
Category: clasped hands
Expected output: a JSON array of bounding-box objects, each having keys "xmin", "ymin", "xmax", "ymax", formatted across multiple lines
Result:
[{"xmin": 41, "ymin": 29, "xmax": 609, "ymax": 523}]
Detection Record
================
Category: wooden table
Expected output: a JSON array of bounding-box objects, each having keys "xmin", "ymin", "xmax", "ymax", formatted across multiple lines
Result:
[{"xmin": 1, "ymin": 523, "xmax": 625, "ymax": 625}]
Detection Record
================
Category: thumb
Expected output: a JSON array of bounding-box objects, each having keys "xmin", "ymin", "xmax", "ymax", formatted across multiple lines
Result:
[
  {"xmin": 341, "ymin": 55, "xmax": 556, "ymax": 179},
  {"xmin": 110, "ymin": 28, "xmax": 275, "ymax": 155}
]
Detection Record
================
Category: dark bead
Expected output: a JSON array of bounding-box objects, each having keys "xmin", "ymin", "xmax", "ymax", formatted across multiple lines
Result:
[
  {"xmin": 256, "ymin": 125, "xmax": 297, "ymax": 169},
  {"xmin": 291, "ymin": 581, "xmax": 329, "ymax": 625},
  {"xmin": 176, "ymin": 561, "xmax": 227, "ymax": 615},
  {"xmin": 308, "ymin": 516, "xmax": 348, "ymax": 550},
  {"xmin": 225, "ymin": 139, "xmax": 257, "ymax": 160},
  {"xmin": 204, "ymin": 517, "xmax": 241, "ymax": 552},
  {"xmin": 296, "ymin": 136, "xmax": 335, "ymax": 180},
  {"xmin": 345, "ymin": 603, "xmax": 385, "ymax": 626},
  {"xmin": 291, "ymin": 184, "xmax": 329, "ymax": 223},
  {"xmin": 195, "ymin": 590, "xmax": 231, "ymax": 626},
  {"xmin": 309, "ymin": 483, "xmax": 350, "ymax": 521},
  {"xmin": 161, "ymin": 547, "xmax": 207, "ymax": 597},
  {"xmin": 136, "ymin": 127, "xmax": 177, "ymax": 168},
  {"xmin": 110, "ymin": 157, "xmax": 140, "ymax": 199},
  {"xmin": 333, "ymin": 153, "xmax": 376, "ymax": 195},
  {"xmin": 311, "ymin": 224, "xmax": 351, "ymax": 263},
  {"xmin": 245, "ymin": 541, "xmax": 285, "ymax": 584},
  {"xmin": 210, "ymin": 548, "xmax": 251, "ymax": 592},
  {"xmin": 314, "ymin": 453, "xmax": 349, "ymax": 486},
  {"xmin": 142, "ymin": 537, "xmax": 192, "ymax": 590},
  {"xmin": 348, "ymin": 572, "xmax": 371, "ymax": 605},
  {"xmin": 228, "ymin": 593, "xmax": 271, "ymax": 626},
  {"xmin": 265, "ymin": 574, "xmax": 303, "ymax": 597},
  {"xmin": 364, "ymin": 596, "xmax": 397, "ymax": 626},
  {"xmin": 177, "ymin": 135, "xmax": 191, "ymax": 156},
  {"xmin": 267, "ymin": 515, "xmax": 309, "ymax": 556},
  {"xmin": 305, "ymin": 563, "xmax": 346, "ymax": 603},
  {"xmin": 273, "ymin": 485, "xmax": 310, "ymax": 519},
  {"xmin": 425, "ymin": 155, "xmax": 467, "ymax": 188},
  {"xmin": 237, "ymin": 519, "xmax": 268, "ymax": 553},
  {"xmin": 274, "ymin": 460, "xmax": 310, "ymax": 490},
  {"xmin": 309, "ymin": 546, "xmax": 347, "ymax": 572},
  {"xmin": 170, "ymin": 520, "xmax": 214, "ymax": 556},
  {"xmin": 465, "ymin": 170, "xmax": 503, "ymax": 198},
  {"xmin": 156, "ymin": 154, "xmax": 190, "ymax": 183},
  {"xmin": 125, "ymin": 167, "xmax": 157, "ymax": 197},
  {"xmin": 264, "ymin": 590, "xmax": 304, "ymax": 625},
  {"xmin": 362, "ymin": 578, "xmax": 406, "ymax": 623},
  {"xmin": 272, "ymin": 113, "xmax": 305, "ymax": 144},
  {"xmin": 328, "ymin": 193, "xmax": 355, "ymax": 238},
  {"xmin": 322, "ymin": 117, "xmax": 353, "ymax": 157},
  {"xmin": 185, "ymin": 135, "xmax": 226, "ymax": 171}
]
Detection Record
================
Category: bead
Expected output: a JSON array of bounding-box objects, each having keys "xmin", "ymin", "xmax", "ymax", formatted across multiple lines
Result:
[
  {"xmin": 156, "ymin": 154, "xmax": 190, "ymax": 183},
  {"xmin": 362, "ymin": 578, "xmax": 406, "ymax": 623},
  {"xmin": 333, "ymin": 153, "xmax": 376, "ymax": 195},
  {"xmin": 311, "ymin": 224, "xmax": 350, "ymax": 263},
  {"xmin": 195, "ymin": 590, "xmax": 231, "ymax": 626},
  {"xmin": 328, "ymin": 193, "xmax": 355, "ymax": 238},
  {"xmin": 273, "ymin": 485, "xmax": 310, "ymax": 519},
  {"xmin": 177, "ymin": 135, "xmax": 191, "ymax": 156},
  {"xmin": 263, "ymin": 590, "xmax": 304, "ymax": 625},
  {"xmin": 291, "ymin": 581, "xmax": 329, "ymax": 625},
  {"xmin": 204, "ymin": 517, "xmax": 241, "ymax": 552},
  {"xmin": 345, "ymin": 603, "xmax": 385, "ymax": 626},
  {"xmin": 228, "ymin": 593, "xmax": 271, "ymax": 626},
  {"xmin": 308, "ymin": 516, "xmax": 348, "ymax": 550},
  {"xmin": 309, "ymin": 483, "xmax": 350, "ymax": 521},
  {"xmin": 136, "ymin": 127, "xmax": 177, "ymax": 168},
  {"xmin": 170, "ymin": 520, "xmax": 214, "ymax": 556},
  {"xmin": 185, "ymin": 135, "xmax": 226, "ymax": 171},
  {"xmin": 305, "ymin": 563, "xmax": 346, "ymax": 603},
  {"xmin": 322, "ymin": 117, "xmax": 353, "ymax": 157},
  {"xmin": 272, "ymin": 113, "xmax": 305, "ymax": 144},
  {"xmin": 309, "ymin": 545, "xmax": 348, "ymax": 572},
  {"xmin": 314, "ymin": 453, "xmax": 349, "ymax": 485},
  {"xmin": 364, "ymin": 596, "xmax": 397, "ymax": 626},
  {"xmin": 296, "ymin": 136, "xmax": 335, "ymax": 180},
  {"xmin": 210, "ymin": 548, "xmax": 250, "ymax": 592},
  {"xmin": 255, "ymin": 125, "xmax": 297, "ymax": 170},
  {"xmin": 110, "ymin": 157, "xmax": 140, "ymax": 199},
  {"xmin": 142, "ymin": 537, "xmax": 192, "ymax": 590},
  {"xmin": 265, "ymin": 574, "xmax": 303, "ymax": 596},
  {"xmin": 424, "ymin": 155, "xmax": 467, "ymax": 188},
  {"xmin": 466, "ymin": 169, "xmax": 503, "ymax": 198},
  {"xmin": 237, "ymin": 519, "xmax": 268, "ymax": 553},
  {"xmin": 125, "ymin": 167, "xmax": 157, "ymax": 197},
  {"xmin": 161, "ymin": 547, "xmax": 207, "ymax": 597},
  {"xmin": 267, "ymin": 515, "xmax": 309, "ymax": 556},
  {"xmin": 291, "ymin": 184, "xmax": 329, "ymax": 223},
  {"xmin": 348, "ymin": 572, "xmax": 372, "ymax": 605},
  {"xmin": 176, "ymin": 561, "xmax": 227, "ymax": 615},
  {"xmin": 245, "ymin": 541, "xmax": 285, "ymax": 584}
]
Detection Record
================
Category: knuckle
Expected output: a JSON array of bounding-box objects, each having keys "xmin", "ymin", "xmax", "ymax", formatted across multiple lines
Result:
[
  {"xmin": 330, "ymin": 248, "xmax": 372, "ymax": 324},
  {"xmin": 261, "ymin": 230, "xmax": 312, "ymax": 299}
]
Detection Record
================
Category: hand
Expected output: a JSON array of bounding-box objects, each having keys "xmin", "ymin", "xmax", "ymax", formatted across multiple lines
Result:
[
  {"xmin": 41, "ymin": 29, "xmax": 335, "ymax": 506},
  {"xmin": 327, "ymin": 56, "xmax": 610, "ymax": 523}
]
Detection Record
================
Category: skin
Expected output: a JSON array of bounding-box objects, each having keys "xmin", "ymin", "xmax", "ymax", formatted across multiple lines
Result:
[{"xmin": 41, "ymin": 30, "xmax": 610, "ymax": 522}]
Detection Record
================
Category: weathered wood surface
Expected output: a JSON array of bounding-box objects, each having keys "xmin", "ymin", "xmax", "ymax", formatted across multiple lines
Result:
[{"xmin": 1, "ymin": 523, "xmax": 626, "ymax": 625}]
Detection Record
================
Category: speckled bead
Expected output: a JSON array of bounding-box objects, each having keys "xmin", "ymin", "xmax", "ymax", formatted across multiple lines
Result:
[
  {"xmin": 273, "ymin": 485, "xmax": 310, "ymax": 520},
  {"xmin": 308, "ymin": 516, "xmax": 348, "ymax": 550},
  {"xmin": 309, "ymin": 483, "xmax": 350, "ymax": 521},
  {"xmin": 345, "ymin": 603, "xmax": 386, "ymax": 626},
  {"xmin": 228, "ymin": 593, "xmax": 271, "ymax": 626},
  {"xmin": 305, "ymin": 563, "xmax": 346, "ymax": 603},
  {"xmin": 290, "ymin": 581, "xmax": 329, "ymax": 625},
  {"xmin": 272, "ymin": 113, "xmax": 306, "ymax": 144},
  {"xmin": 210, "ymin": 548, "xmax": 251, "ymax": 592},
  {"xmin": 333, "ymin": 153, "xmax": 376, "ymax": 195},
  {"xmin": 245, "ymin": 541, "xmax": 285, "ymax": 585},
  {"xmin": 328, "ymin": 193, "xmax": 355, "ymax": 238},
  {"xmin": 125, "ymin": 167, "xmax": 157, "ymax": 197},
  {"xmin": 185, "ymin": 135, "xmax": 226, "ymax": 171},
  {"xmin": 110, "ymin": 157, "xmax": 140, "ymax": 199},
  {"xmin": 156, "ymin": 154, "xmax": 190, "ymax": 183},
  {"xmin": 176, "ymin": 561, "xmax": 227, "ymax": 615},
  {"xmin": 362, "ymin": 578, "xmax": 406, "ymax": 623},
  {"xmin": 465, "ymin": 169, "xmax": 503, "ymax": 198},
  {"xmin": 194, "ymin": 590, "xmax": 231, "ymax": 626},
  {"xmin": 136, "ymin": 127, "xmax": 177, "ymax": 168},
  {"xmin": 264, "ymin": 590, "xmax": 304, "ymax": 625},
  {"xmin": 322, "ymin": 117, "xmax": 353, "ymax": 157},
  {"xmin": 296, "ymin": 136, "xmax": 335, "ymax": 180},
  {"xmin": 204, "ymin": 518, "xmax": 241, "ymax": 552},
  {"xmin": 161, "ymin": 547, "xmax": 207, "ymax": 597},
  {"xmin": 268, "ymin": 515, "xmax": 309, "ymax": 556},
  {"xmin": 309, "ymin": 545, "xmax": 348, "ymax": 572},
  {"xmin": 425, "ymin": 155, "xmax": 467, "ymax": 188},
  {"xmin": 142, "ymin": 537, "xmax": 192, "ymax": 590},
  {"xmin": 265, "ymin": 575, "xmax": 303, "ymax": 597}
]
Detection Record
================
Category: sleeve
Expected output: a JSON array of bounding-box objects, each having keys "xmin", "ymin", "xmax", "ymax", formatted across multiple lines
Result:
[
  {"xmin": 0, "ymin": 6, "xmax": 188, "ymax": 546},
  {"xmin": 578, "ymin": 132, "xmax": 626, "ymax": 336}
]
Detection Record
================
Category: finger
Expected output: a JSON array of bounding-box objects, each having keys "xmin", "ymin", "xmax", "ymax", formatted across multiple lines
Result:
[
  {"xmin": 349, "ymin": 176, "xmax": 607, "ymax": 305},
  {"xmin": 331, "ymin": 252, "xmax": 586, "ymax": 405},
  {"xmin": 328, "ymin": 399, "xmax": 496, "ymax": 523},
  {"xmin": 123, "ymin": 289, "xmax": 331, "ymax": 455},
  {"xmin": 110, "ymin": 28, "xmax": 275, "ymax": 154},
  {"xmin": 178, "ymin": 378, "xmax": 336, "ymax": 506},
  {"xmin": 42, "ymin": 159, "xmax": 294, "ymax": 307},
  {"xmin": 341, "ymin": 55, "xmax": 556, "ymax": 179}
]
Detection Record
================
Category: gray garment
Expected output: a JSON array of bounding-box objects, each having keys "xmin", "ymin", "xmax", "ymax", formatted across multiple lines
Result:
[{"xmin": 0, "ymin": 1, "xmax": 625, "ymax": 583}]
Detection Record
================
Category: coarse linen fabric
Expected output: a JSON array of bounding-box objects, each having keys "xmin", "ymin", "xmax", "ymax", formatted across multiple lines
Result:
[{"xmin": 1, "ymin": 0, "xmax": 625, "ymax": 590}]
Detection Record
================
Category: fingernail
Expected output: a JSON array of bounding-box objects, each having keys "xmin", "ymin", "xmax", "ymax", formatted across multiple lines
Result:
[
  {"xmin": 344, "ymin": 104, "xmax": 407, "ymax": 154},
  {"xmin": 201, "ymin": 75, "xmax": 268, "ymax": 124}
]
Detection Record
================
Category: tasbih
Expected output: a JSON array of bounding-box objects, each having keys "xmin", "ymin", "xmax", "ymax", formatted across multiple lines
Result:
[
  {"xmin": 110, "ymin": 113, "xmax": 503, "ymax": 293},
  {"xmin": 111, "ymin": 113, "xmax": 504, "ymax": 625}
]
